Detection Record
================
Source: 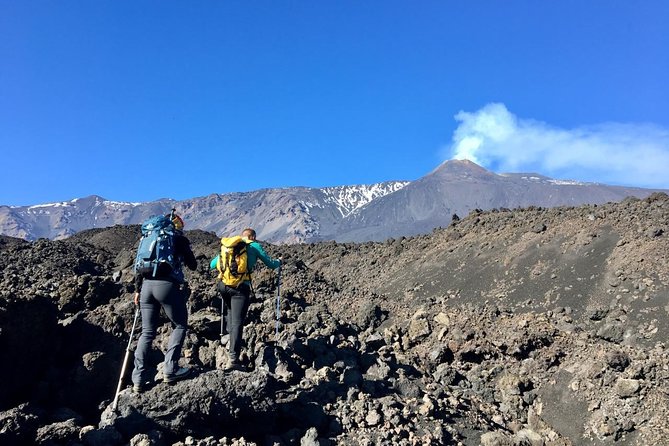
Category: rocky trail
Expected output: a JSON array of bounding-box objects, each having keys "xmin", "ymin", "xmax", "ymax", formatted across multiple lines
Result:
[{"xmin": 0, "ymin": 193, "xmax": 668, "ymax": 445}]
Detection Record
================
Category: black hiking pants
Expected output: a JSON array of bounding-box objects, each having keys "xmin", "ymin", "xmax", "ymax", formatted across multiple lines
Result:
[
  {"xmin": 217, "ymin": 281, "xmax": 251, "ymax": 363},
  {"xmin": 132, "ymin": 279, "xmax": 188, "ymax": 385}
]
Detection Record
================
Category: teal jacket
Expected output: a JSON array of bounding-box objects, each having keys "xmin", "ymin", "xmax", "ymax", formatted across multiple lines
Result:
[{"xmin": 210, "ymin": 240, "xmax": 280, "ymax": 279}]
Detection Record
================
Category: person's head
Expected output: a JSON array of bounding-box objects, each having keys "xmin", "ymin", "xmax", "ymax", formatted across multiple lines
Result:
[
  {"xmin": 170, "ymin": 214, "xmax": 185, "ymax": 231},
  {"xmin": 241, "ymin": 228, "xmax": 256, "ymax": 241}
]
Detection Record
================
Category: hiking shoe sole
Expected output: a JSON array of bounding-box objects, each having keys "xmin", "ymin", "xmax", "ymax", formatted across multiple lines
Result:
[{"xmin": 163, "ymin": 367, "xmax": 192, "ymax": 384}]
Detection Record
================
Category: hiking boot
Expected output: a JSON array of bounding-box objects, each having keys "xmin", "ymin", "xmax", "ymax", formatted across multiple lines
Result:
[
  {"xmin": 163, "ymin": 367, "xmax": 192, "ymax": 384},
  {"xmin": 132, "ymin": 381, "xmax": 152, "ymax": 393},
  {"xmin": 225, "ymin": 360, "xmax": 245, "ymax": 372}
]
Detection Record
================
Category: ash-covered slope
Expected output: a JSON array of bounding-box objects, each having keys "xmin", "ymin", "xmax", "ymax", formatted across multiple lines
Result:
[
  {"xmin": 334, "ymin": 159, "xmax": 665, "ymax": 241},
  {"xmin": 1, "ymin": 194, "xmax": 668, "ymax": 445}
]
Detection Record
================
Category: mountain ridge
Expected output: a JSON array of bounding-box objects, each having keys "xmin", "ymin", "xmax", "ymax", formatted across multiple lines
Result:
[
  {"xmin": 330, "ymin": 160, "xmax": 665, "ymax": 242},
  {"xmin": 1, "ymin": 181, "xmax": 409, "ymax": 242},
  {"xmin": 3, "ymin": 160, "xmax": 666, "ymax": 242}
]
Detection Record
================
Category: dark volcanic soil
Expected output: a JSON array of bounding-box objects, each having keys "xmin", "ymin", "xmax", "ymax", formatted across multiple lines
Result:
[{"xmin": 0, "ymin": 194, "xmax": 668, "ymax": 445}]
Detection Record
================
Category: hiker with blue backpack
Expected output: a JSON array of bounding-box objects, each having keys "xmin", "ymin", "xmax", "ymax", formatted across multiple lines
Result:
[
  {"xmin": 210, "ymin": 228, "xmax": 281, "ymax": 371},
  {"xmin": 131, "ymin": 211, "xmax": 197, "ymax": 392}
]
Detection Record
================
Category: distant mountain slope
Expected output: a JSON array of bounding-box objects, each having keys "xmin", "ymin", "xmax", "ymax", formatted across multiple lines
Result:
[
  {"xmin": 1, "ymin": 160, "xmax": 664, "ymax": 242},
  {"xmin": 332, "ymin": 160, "xmax": 665, "ymax": 241},
  {"xmin": 0, "ymin": 182, "xmax": 408, "ymax": 242},
  {"xmin": 0, "ymin": 196, "xmax": 169, "ymax": 241}
]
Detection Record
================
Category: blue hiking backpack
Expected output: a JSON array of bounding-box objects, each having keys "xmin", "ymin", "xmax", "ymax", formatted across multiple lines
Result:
[{"xmin": 134, "ymin": 215, "xmax": 184, "ymax": 283}]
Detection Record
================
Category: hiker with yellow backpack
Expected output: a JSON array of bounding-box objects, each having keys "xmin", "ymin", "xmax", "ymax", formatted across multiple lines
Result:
[{"xmin": 210, "ymin": 228, "xmax": 281, "ymax": 371}]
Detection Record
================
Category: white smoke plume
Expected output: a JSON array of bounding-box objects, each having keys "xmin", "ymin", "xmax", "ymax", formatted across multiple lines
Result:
[{"xmin": 446, "ymin": 103, "xmax": 669, "ymax": 189}]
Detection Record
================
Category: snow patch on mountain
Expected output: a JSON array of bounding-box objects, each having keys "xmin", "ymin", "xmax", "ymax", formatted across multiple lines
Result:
[
  {"xmin": 547, "ymin": 179, "xmax": 589, "ymax": 186},
  {"xmin": 106, "ymin": 200, "xmax": 142, "ymax": 207},
  {"xmin": 296, "ymin": 200, "xmax": 321, "ymax": 213},
  {"xmin": 24, "ymin": 197, "xmax": 142, "ymax": 211},
  {"xmin": 27, "ymin": 201, "xmax": 74, "ymax": 210},
  {"xmin": 320, "ymin": 182, "xmax": 409, "ymax": 217},
  {"xmin": 502, "ymin": 174, "xmax": 591, "ymax": 187}
]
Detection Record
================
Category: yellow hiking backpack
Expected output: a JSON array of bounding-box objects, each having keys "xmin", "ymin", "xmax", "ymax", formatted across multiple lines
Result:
[{"xmin": 217, "ymin": 236, "xmax": 250, "ymax": 288}]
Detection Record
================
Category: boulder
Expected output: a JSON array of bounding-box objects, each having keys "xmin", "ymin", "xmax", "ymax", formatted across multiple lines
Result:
[{"xmin": 100, "ymin": 369, "xmax": 278, "ymax": 442}]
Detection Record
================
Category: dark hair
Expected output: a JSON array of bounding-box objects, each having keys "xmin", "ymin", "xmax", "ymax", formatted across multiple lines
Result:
[{"xmin": 242, "ymin": 228, "xmax": 256, "ymax": 239}]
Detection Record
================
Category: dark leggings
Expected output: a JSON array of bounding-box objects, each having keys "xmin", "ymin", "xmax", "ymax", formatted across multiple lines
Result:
[
  {"xmin": 132, "ymin": 279, "xmax": 188, "ymax": 385},
  {"xmin": 217, "ymin": 282, "xmax": 251, "ymax": 362}
]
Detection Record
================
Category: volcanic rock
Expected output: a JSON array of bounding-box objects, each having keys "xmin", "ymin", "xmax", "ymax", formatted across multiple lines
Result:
[{"xmin": 0, "ymin": 193, "xmax": 668, "ymax": 444}]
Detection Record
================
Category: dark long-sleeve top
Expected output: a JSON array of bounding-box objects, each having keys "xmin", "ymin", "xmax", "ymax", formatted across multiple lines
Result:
[{"xmin": 134, "ymin": 233, "xmax": 197, "ymax": 290}]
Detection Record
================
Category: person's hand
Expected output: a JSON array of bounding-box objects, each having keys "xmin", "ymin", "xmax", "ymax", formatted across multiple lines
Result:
[{"xmin": 134, "ymin": 292, "xmax": 140, "ymax": 306}]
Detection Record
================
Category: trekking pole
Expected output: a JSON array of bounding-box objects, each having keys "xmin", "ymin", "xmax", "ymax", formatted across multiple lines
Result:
[
  {"xmin": 112, "ymin": 305, "xmax": 140, "ymax": 412},
  {"xmin": 275, "ymin": 265, "xmax": 282, "ymax": 337},
  {"xmin": 220, "ymin": 293, "xmax": 225, "ymax": 344}
]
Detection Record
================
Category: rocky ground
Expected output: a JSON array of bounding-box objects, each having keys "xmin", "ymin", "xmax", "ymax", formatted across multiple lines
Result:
[{"xmin": 0, "ymin": 193, "xmax": 667, "ymax": 445}]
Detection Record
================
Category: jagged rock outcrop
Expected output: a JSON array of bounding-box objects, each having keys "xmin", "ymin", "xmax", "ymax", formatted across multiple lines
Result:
[{"xmin": 101, "ymin": 370, "xmax": 278, "ymax": 442}]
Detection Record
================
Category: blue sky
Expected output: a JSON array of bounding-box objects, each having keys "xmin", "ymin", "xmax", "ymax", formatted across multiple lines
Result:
[{"xmin": 1, "ymin": 1, "xmax": 668, "ymax": 206}]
